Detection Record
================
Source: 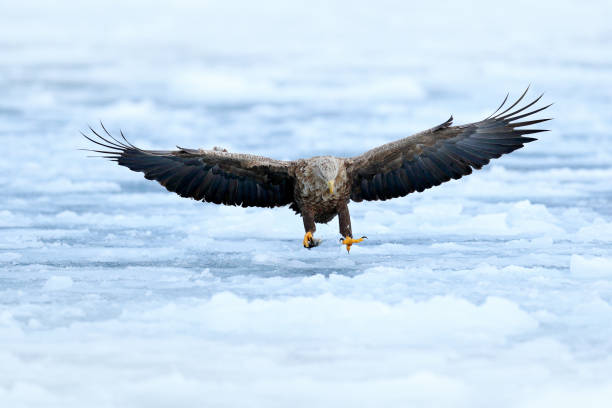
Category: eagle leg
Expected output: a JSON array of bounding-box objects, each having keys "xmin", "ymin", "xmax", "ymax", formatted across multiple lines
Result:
[
  {"xmin": 302, "ymin": 211, "xmax": 320, "ymax": 249},
  {"xmin": 338, "ymin": 203, "xmax": 366, "ymax": 253}
]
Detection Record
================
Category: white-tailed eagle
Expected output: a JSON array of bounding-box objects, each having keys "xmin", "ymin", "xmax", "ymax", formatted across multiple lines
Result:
[{"xmin": 84, "ymin": 88, "xmax": 551, "ymax": 252}]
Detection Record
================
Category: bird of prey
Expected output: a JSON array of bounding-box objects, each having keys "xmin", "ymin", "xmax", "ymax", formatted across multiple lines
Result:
[{"xmin": 84, "ymin": 88, "xmax": 550, "ymax": 252}]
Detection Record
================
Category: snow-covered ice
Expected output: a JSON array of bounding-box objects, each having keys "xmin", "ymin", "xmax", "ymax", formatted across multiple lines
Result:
[{"xmin": 1, "ymin": 0, "xmax": 612, "ymax": 407}]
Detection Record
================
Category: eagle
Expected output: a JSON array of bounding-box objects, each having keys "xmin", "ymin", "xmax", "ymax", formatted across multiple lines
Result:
[{"xmin": 84, "ymin": 88, "xmax": 550, "ymax": 252}]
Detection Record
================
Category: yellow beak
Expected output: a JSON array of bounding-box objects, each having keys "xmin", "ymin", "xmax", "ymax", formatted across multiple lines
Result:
[{"xmin": 327, "ymin": 180, "xmax": 335, "ymax": 194}]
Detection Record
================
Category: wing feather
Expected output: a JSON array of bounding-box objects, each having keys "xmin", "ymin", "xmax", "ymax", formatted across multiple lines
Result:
[
  {"xmin": 83, "ymin": 129, "xmax": 295, "ymax": 208},
  {"xmin": 348, "ymin": 89, "xmax": 551, "ymax": 202}
]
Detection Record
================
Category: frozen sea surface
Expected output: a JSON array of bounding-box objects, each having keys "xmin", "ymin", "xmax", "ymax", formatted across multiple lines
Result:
[{"xmin": 1, "ymin": 1, "xmax": 612, "ymax": 407}]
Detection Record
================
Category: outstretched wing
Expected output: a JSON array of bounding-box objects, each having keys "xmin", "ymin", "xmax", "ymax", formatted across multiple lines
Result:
[
  {"xmin": 83, "ymin": 127, "xmax": 295, "ymax": 208},
  {"xmin": 347, "ymin": 88, "xmax": 552, "ymax": 202}
]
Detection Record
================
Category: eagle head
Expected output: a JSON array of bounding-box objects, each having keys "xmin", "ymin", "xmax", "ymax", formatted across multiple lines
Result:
[{"xmin": 312, "ymin": 156, "xmax": 340, "ymax": 195}]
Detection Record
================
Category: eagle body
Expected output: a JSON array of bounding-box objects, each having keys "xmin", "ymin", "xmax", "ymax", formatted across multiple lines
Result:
[
  {"xmin": 84, "ymin": 89, "xmax": 551, "ymax": 251},
  {"xmin": 291, "ymin": 157, "xmax": 351, "ymax": 224}
]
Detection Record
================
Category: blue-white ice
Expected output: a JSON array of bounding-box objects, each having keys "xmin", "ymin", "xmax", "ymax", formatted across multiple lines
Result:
[{"xmin": 1, "ymin": 0, "xmax": 612, "ymax": 406}]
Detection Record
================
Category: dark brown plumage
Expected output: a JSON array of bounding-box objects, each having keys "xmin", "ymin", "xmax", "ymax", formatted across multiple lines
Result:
[{"xmin": 84, "ymin": 88, "xmax": 551, "ymax": 251}]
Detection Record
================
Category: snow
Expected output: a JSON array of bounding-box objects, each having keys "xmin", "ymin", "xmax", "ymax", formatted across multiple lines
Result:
[
  {"xmin": 1, "ymin": 0, "xmax": 612, "ymax": 407},
  {"xmin": 570, "ymin": 255, "xmax": 612, "ymax": 277},
  {"xmin": 42, "ymin": 276, "xmax": 74, "ymax": 291}
]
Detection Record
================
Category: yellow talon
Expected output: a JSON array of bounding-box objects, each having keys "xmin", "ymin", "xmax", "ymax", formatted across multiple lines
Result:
[
  {"xmin": 341, "ymin": 236, "xmax": 367, "ymax": 253},
  {"xmin": 303, "ymin": 231, "xmax": 314, "ymax": 248}
]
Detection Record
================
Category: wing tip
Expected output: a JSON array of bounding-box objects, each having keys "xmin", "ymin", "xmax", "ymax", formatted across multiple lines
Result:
[
  {"xmin": 81, "ymin": 124, "xmax": 141, "ymax": 163},
  {"xmin": 81, "ymin": 124, "xmax": 142, "ymax": 157}
]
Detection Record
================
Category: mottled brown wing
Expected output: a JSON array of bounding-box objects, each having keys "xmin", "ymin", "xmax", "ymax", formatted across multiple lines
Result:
[
  {"xmin": 347, "ymin": 89, "xmax": 552, "ymax": 202},
  {"xmin": 83, "ymin": 126, "xmax": 295, "ymax": 208}
]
